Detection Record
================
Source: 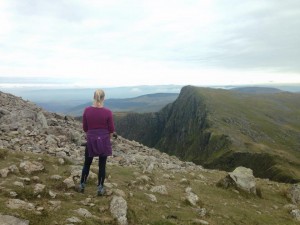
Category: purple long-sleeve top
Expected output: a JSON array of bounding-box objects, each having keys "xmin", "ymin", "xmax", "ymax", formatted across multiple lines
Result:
[{"xmin": 82, "ymin": 106, "xmax": 115, "ymax": 133}]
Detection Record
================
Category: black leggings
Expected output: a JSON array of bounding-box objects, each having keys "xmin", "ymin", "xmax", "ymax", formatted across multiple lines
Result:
[{"xmin": 80, "ymin": 147, "xmax": 107, "ymax": 186}]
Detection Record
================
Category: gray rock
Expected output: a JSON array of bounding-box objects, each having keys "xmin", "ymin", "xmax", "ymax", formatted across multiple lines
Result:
[
  {"xmin": 145, "ymin": 193, "xmax": 157, "ymax": 202},
  {"xmin": 197, "ymin": 208, "xmax": 207, "ymax": 217},
  {"xmin": 284, "ymin": 204, "xmax": 298, "ymax": 210},
  {"xmin": 6, "ymin": 199, "xmax": 35, "ymax": 211},
  {"xmin": 114, "ymin": 189, "xmax": 126, "ymax": 198},
  {"xmin": 8, "ymin": 164, "xmax": 19, "ymax": 174},
  {"xmin": 63, "ymin": 176, "xmax": 75, "ymax": 189},
  {"xmin": 0, "ymin": 214, "xmax": 29, "ymax": 225},
  {"xmin": 19, "ymin": 161, "xmax": 44, "ymax": 174},
  {"xmin": 58, "ymin": 158, "xmax": 65, "ymax": 165},
  {"xmin": 47, "ymin": 118, "xmax": 59, "ymax": 126},
  {"xmin": 0, "ymin": 108, "xmax": 10, "ymax": 115},
  {"xmin": 69, "ymin": 131, "xmax": 82, "ymax": 145},
  {"xmin": 150, "ymin": 185, "xmax": 168, "ymax": 195},
  {"xmin": 46, "ymin": 135, "xmax": 57, "ymax": 146},
  {"xmin": 185, "ymin": 187, "xmax": 199, "ymax": 206},
  {"xmin": 50, "ymin": 175, "xmax": 62, "ymax": 180},
  {"xmin": 0, "ymin": 168, "xmax": 10, "ymax": 178},
  {"xmin": 287, "ymin": 184, "xmax": 300, "ymax": 204},
  {"xmin": 143, "ymin": 161, "xmax": 155, "ymax": 174},
  {"xmin": 80, "ymin": 198, "xmax": 92, "ymax": 206},
  {"xmin": 48, "ymin": 200, "xmax": 61, "ymax": 211},
  {"xmin": 74, "ymin": 208, "xmax": 93, "ymax": 218},
  {"xmin": 180, "ymin": 178, "xmax": 190, "ymax": 185},
  {"xmin": 222, "ymin": 167, "xmax": 256, "ymax": 194},
  {"xmin": 13, "ymin": 181, "xmax": 24, "ymax": 188},
  {"xmin": 9, "ymin": 192, "xmax": 18, "ymax": 197},
  {"xmin": 193, "ymin": 219, "xmax": 210, "ymax": 225},
  {"xmin": 110, "ymin": 196, "xmax": 128, "ymax": 225},
  {"xmin": 163, "ymin": 174, "xmax": 171, "ymax": 179},
  {"xmin": 34, "ymin": 184, "xmax": 46, "ymax": 194},
  {"xmin": 56, "ymin": 151, "xmax": 67, "ymax": 158},
  {"xmin": 66, "ymin": 217, "xmax": 82, "ymax": 223},
  {"xmin": 136, "ymin": 175, "xmax": 152, "ymax": 185},
  {"xmin": 291, "ymin": 209, "xmax": 300, "ymax": 221},
  {"xmin": 36, "ymin": 111, "xmax": 48, "ymax": 129},
  {"xmin": 49, "ymin": 190, "xmax": 57, "ymax": 199}
]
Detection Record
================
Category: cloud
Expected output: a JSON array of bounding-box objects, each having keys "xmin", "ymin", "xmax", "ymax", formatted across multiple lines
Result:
[{"xmin": 0, "ymin": 0, "xmax": 299, "ymax": 86}]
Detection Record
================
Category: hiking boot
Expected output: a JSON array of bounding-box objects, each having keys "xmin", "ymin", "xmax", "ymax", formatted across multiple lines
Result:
[
  {"xmin": 97, "ymin": 185, "xmax": 105, "ymax": 196},
  {"xmin": 76, "ymin": 183, "xmax": 85, "ymax": 193}
]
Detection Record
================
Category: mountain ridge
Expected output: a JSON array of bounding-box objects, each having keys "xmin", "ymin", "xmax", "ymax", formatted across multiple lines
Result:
[
  {"xmin": 0, "ymin": 90, "xmax": 300, "ymax": 224},
  {"xmin": 115, "ymin": 85, "xmax": 300, "ymax": 183}
]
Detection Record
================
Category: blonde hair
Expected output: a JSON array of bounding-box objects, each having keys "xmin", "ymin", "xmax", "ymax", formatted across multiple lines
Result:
[{"xmin": 93, "ymin": 89, "xmax": 105, "ymax": 104}]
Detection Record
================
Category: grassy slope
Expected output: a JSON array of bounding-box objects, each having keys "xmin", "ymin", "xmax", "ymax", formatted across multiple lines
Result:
[
  {"xmin": 194, "ymin": 87, "xmax": 300, "ymax": 182},
  {"xmin": 0, "ymin": 148, "xmax": 298, "ymax": 225},
  {"xmin": 114, "ymin": 86, "xmax": 300, "ymax": 183}
]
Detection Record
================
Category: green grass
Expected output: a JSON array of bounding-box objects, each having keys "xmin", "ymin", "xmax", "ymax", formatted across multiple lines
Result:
[
  {"xmin": 193, "ymin": 87, "xmax": 300, "ymax": 182},
  {"xmin": 0, "ymin": 148, "xmax": 8, "ymax": 159},
  {"xmin": 0, "ymin": 148, "xmax": 298, "ymax": 225},
  {"xmin": 114, "ymin": 86, "xmax": 300, "ymax": 183}
]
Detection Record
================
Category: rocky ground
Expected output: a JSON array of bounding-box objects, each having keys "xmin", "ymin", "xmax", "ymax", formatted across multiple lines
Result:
[{"xmin": 0, "ymin": 91, "xmax": 300, "ymax": 225}]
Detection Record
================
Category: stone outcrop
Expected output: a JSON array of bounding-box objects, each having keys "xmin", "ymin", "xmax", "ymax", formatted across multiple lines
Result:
[
  {"xmin": 0, "ymin": 91, "xmax": 85, "ymax": 160},
  {"xmin": 114, "ymin": 86, "xmax": 300, "ymax": 184},
  {"xmin": 218, "ymin": 167, "xmax": 256, "ymax": 195}
]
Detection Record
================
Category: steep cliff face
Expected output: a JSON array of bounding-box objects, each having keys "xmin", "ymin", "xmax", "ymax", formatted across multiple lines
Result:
[
  {"xmin": 115, "ymin": 86, "xmax": 300, "ymax": 183},
  {"xmin": 115, "ymin": 86, "xmax": 231, "ymax": 166},
  {"xmin": 154, "ymin": 86, "xmax": 230, "ymax": 163}
]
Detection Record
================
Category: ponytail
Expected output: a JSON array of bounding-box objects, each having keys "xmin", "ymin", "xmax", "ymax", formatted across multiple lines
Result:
[{"xmin": 93, "ymin": 89, "xmax": 105, "ymax": 104}]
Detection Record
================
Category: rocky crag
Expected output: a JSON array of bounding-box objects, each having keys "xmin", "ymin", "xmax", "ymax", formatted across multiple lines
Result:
[
  {"xmin": 0, "ymin": 91, "xmax": 300, "ymax": 225},
  {"xmin": 115, "ymin": 86, "xmax": 300, "ymax": 183}
]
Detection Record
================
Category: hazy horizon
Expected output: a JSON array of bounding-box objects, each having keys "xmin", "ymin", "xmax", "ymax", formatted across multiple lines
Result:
[
  {"xmin": 1, "ymin": 76, "xmax": 300, "ymax": 90},
  {"xmin": 1, "ymin": 81, "xmax": 299, "ymax": 115}
]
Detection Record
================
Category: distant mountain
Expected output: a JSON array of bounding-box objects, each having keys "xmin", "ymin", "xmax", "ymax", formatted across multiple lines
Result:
[
  {"xmin": 1, "ymin": 85, "xmax": 182, "ymax": 112},
  {"xmin": 115, "ymin": 86, "xmax": 300, "ymax": 183},
  {"xmin": 65, "ymin": 93, "xmax": 179, "ymax": 116},
  {"xmin": 231, "ymin": 87, "xmax": 283, "ymax": 94}
]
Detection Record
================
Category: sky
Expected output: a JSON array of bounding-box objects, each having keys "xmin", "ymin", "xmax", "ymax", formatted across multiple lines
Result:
[{"xmin": 0, "ymin": 0, "xmax": 300, "ymax": 87}]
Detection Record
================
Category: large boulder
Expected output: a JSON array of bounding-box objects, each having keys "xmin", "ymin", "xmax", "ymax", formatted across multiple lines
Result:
[{"xmin": 218, "ymin": 166, "xmax": 256, "ymax": 194}]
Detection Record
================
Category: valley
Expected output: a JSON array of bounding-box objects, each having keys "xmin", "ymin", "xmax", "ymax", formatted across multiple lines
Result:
[{"xmin": 114, "ymin": 86, "xmax": 300, "ymax": 183}]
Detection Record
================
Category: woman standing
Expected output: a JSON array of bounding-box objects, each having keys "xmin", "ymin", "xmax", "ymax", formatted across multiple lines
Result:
[{"xmin": 78, "ymin": 89, "xmax": 115, "ymax": 196}]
